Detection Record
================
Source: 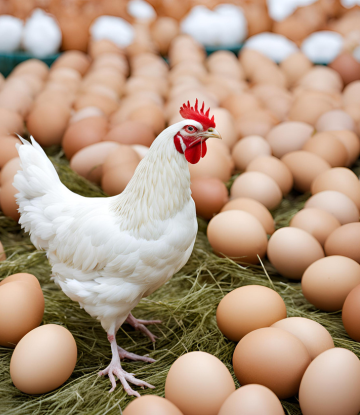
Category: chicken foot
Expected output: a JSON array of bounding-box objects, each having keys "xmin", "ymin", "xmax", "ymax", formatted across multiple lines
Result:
[
  {"xmin": 99, "ymin": 333, "xmax": 155, "ymax": 395},
  {"xmin": 126, "ymin": 312, "xmax": 161, "ymax": 343}
]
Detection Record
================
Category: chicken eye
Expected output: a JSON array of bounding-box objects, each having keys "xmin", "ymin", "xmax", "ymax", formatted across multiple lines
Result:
[{"xmin": 185, "ymin": 126, "xmax": 197, "ymax": 133}]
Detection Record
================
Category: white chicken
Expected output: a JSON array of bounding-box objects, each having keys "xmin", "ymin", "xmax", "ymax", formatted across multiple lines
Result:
[{"xmin": 14, "ymin": 100, "xmax": 221, "ymax": 396}]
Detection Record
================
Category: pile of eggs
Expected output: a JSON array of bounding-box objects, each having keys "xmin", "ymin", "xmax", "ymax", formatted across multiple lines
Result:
[{"xmin": 0, "ymin": 272, "xmax": 77, "ymax": 394}]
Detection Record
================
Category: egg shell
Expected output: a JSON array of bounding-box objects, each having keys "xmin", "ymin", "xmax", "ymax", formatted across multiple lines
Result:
[
  {"xmin": 129, "ymin": 104, "xmax": 165, "ymax": 136},
  {"xmin": 267, "ymin": 227, "xmax": 324, "ymax": 280},
  {"xmin": 0, "ymin": 181, "xmax": 20, "ymax": 221},
  {"xmin": 315, "ymin": 109, "xmax": 356, "ymax": 133},
  {"xmin": 216, "ymin": 285, "xmax": 287, "ymax": 342},
  {"xmin": 265, "ymin": 121, "xmax": 314, "ymax": 159},
  {"xmin": 0, "ymin": 87, "xmax": 33, "ymax": 118},
  {"xmin": 124, "ymin": 395, "xmax": 183, "ymax": 415},
  {"xmin": 0, "ymin": 241, "xmax": 6, "ymax": 261},
  {"xmin": 218, "ymin": 384, "xmax": 284, "ymax": 415},
  {"xmin": 92, "ymin": 54, "xmax": 129, "ymax": 76},
  {"xmin": 221, "ymin": 197, "xmax": 275, "ymax": 235},
  {"xmin": 210, "ymin": 108, "xmax": 237, "ymax": 150},
  {"xmin": 84, "ymin": 84, "xmax": 119, "ymax": 101},
  {"xmin": 190, "ymin": 178, "xmax": 228, "ymax": 220},
  {"xmin": 299, "ymin": 348, "xmax": 360, "ymax": 415},
  {"xmin": 51, "ymin": 51, "xmax": 91, "ymax": 76},
  {"xmin": 290, "ymin": 208, "xmax": 341, "ymax": 247},
  {"xmin": 62, "ymin": 116, "xmax": 108, "ymax": 159},
  {"xmin": 0, "ymin": 136, "xmax": 21, "ymax": 168},
  {"xmin": 330, "ymin": 130, "xmax": 360, "ymax": 166},
  {"xmin": 231, "ymin": 135, "xmax": 271, "ymax": 171},
  {"xmin": 281, "ymin": 151, "xmax": 331, "ymax": 192},
  {"xmin": 325, "ymin": 223, "xmax": 360, "ymax": 263},
  {"xmin": 101, "ymin": 161, "xmax": 139, "ymax": 196},
  {"xmin": 70, "ymin": 107, "xmax": 104, "ymax": 124},
  {"xmin": 10, "ymin": 324, "xmax": 77, "ymax": 394},
  {"xmin": 343, "ymin": 81, "xmax": 360, "ymax": 106},
  {"xmin": 0, "ymin": 281, "xmax": 44, "ymax": 347},
  {"xmin": 0, "ymin": 157, "xmax": 21, "ymax": 186},
  {"xmin": 70, "ymin": 142, "xmax": 121, "ymax": 184},
  {"xmin": 150, "ymin": 17, "xmax": 179, "ymax": 55},
  {"xmin": 297, "ymin": 67, "xmax": 343, "ymax": 94},
  {"xmin": 89, "ymin": 39, "xmax": 123, "ymax": 59},
  {"xmin": 280, "ymin": 51, "xmax": 312, "ymax": 87},
  {"xmin": 0, "ymin": 273, "xmax": 40, "ymax": 289},
  {"xmin": 82, "ymin": 71, "xmax": 125, "ymax": 96},
  {"xmin": 329, "ymin": 51, "xmax": 360, "ymax": 85},
  {"xmin": 74, "ymin": 93, "xmax": 118, "ymax": 117},
  {"xmin": 305, "ymin": 191, "xmax": 359, "ymax": 225},
  {"xmin": 288, "ymin": 94, "xmax": 334, "ymax": 126},
  {"xmin": 235, "ymin": 110, "xmax": 278, "ymax": 139},
  {"xmin": 207, "ymin": 210, "xmax": 268, "ymax": 264},
  {"xmin": 230, "ymin": 172, "xmax": 283, "ymax": 210},
  {"xmin": 271, "ymin": 317, "xmax": 334, "ymax": 360},
  {"xmin": 102, "ymin": 145, "xmax": 141, "ymax": 175},
  {"xmin": 221, "ymin": 93, "xmax": 261, "ymax": 119},
  {"xmin": 246, "ymin": 155, "xmax": 293, "ymax": 195},
  {"xmin": 342, "ymin": 284, "xmax": 360, "ymax": 342},
  {"xmin": 311, "ymin": 167, "xmax": 360, "ymax": 210},
  {"xmin": 11, "ymin": 59, "xmax": 49, "ymax": 81},
  {"xmin": 0, "ymin": 108, "xmax": 24, "ymax": 135},
  {"xmin": 165, "ymin": 351, "xmax": 235, "ymax": 415},
  {"xmin": 302, "ymin": 132, "xmax": 348, "ymax": 168},
  {"xmin": 233, "ymin": 327, "xmax": 311, "ymax": 399},
  {"xmin": 103, "ymin": 121, "xmax": 155, "ymax": 147}
]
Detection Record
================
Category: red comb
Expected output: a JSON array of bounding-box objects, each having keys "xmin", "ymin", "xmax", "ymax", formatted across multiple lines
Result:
[{"xmin": 179, "ymin": 99, "xmax": 216, "ymax": 130}]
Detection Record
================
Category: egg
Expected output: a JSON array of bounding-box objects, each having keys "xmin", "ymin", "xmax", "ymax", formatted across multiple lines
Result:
[
  {"xmin": 217, "ymin": 285, "xmax": 287, "ymax": 342},
  {"xmin": 190, "ymin": 178, "xmax": 228, "ymax": 220},
  {"xmin": 102, "ymin": 145, "xmax": 141, "ymax": 175},
  {"xmin": 0, "ymin": 136, "xmax": 21, "ymax": 168},
  {"xmin": 0, "ymin": 181, "xmax": 20, "ymax": 221},
  {"xmin": 330, "ymin": 130, "xmax": 360, "ymax": 166},
  {"xmin": 325, "ymin": 223, "xmax": 360, "ymax": 263},
  {"xmin": 129, "ymin": 104, "xmax": 165, "ymax": 136},
  {"xmin": 315, "ymin": 109, "xmax": 356, "ymax": 133},
  {"xmin": 288, "ymin": 93, "xmax": 334, "ymax": 126},
  {"xmin": 123, "ymin": 395, "xmax": 183, "ymax": 415},
  {"xmin": 82, "ymin": 70, "xmax": 125, "ymax": 96},
  {"xmin": 165, "ymin": 351, "xmax": 235, "ymax": 415},
  {"xmin": 230, "ymin": 172, "xmax": 283, "ymax": 210},
  {"xmin": 305, "ymin": 191, "xmax": 359, "ymax": 225},
  {"xmin": 233, "ymin": 327, "xmax": 311, "ymax": 399},
  {"xmin": 280, "ymin": 51, "xmax": 312, "ymax": 87},
  {"xmin": 235, "ymin": 110, "xmax": 278, "ymax": 139},
  {"xmin": 0, "ymin": 281, "xmax": 44, "ymax": 347},
  {"xmin": 210, "ymin": 108, "xmax": 237, "ymax": 150},
  {"xmin": 0, "ymin": 157, "xmax": 21, "ymax": 186},
  {"xmin": 207, "ymin": 210, "xmax": 267, "ymax": 264},
  {"xmin": 299, "ymin": 348, "xmax": 360, "ymax": 415},
  {"xmin": 271, "ymin": 317, "xmax": 334, "ymax": 360},
  {"xmin": 267, "ymin": 227, "xmax": 324, "ymax": 280},
  {"xmin": 266, "ymin": 121, "xmax": 314, "ymax": 158},
  {"xmin": 329, "ymin": 51, "xmax": 360, "ymax": 85},
  {"xmin": 246, "ymin": 156, "xmax": 293, "ymax": 195},
  {"xmin": 281, "ymin": 151, "xmax": 331, "ymax": 192},
  {"xmin": 218, "ymin": 384, "xmax": 284, "ymax": 415},
  {"xmin": 221, "ymin": 93, "xmax": 261, "ymax": 119},
  {"xmin": 343, "ymin": 80, "xmax": 360, "ymax": 106},
  {"xmin": 103, "ymin": 121, "xmax": 155, "ymax": 147},
  {"xmin": 0, "ymin": 273, "xmax": 40, "ymax": 289},
  {"xmin": 0, "ymin": 107, "xmax": 24, "ymax": 135},
  {"xmin": 221, "ymin": 197, "xmax": 275, "ymax": 235},
  {"xmin": 101, "ymin": 160, "xmax": 139, "ymax": 196},
  {"xmin": 70, "ymin": 107, "xmax": 104, "ymax": 124},
  {"xmin": 70, "ymin": 142, "xmax": 121, "ymax": 185},
  {"xmin": 62, "ymin": 116, "xmax": 108, "ymax": 159},
  {"xmin": 89, "ymin": 39, "xmax": 123, "ymax": 59},
  {"xmin": 290, "ymin": 208, "xmax": 341, "ymax": 247},
  {"xmin": 51, "ymin": 51, "xmax": 91, "ymax": 76},
  {"xmin": 0, "ymin": 241, "xmax": 6, "ymax": 261},
  {"xmin": 342, "ymin": 284, "xmax": 360, "ymax": 342},
  {"xmin": 10, "ymin": 324, "xmax": 77, "ymax": 394},
  {"xmin": 74, "ymin": 93, "xmax": 118, "ymax": 117},
  {"xmin": 11, "ymin": 59, "xmax": 49, "ymax": 81},
  {"xmin": 297, "ymin": 66, "xmax": 343, "ymax": 94},
  {"xmin": 231, "ymin": 136, "xmax": 271, "ymax": 171},
  {"xmin": 92, "ymin": 54, "xmax": 129, "ymax": 75},
  {"xmin": 311, "ymin": 168, "xmax": 360, "ymax": 210}
]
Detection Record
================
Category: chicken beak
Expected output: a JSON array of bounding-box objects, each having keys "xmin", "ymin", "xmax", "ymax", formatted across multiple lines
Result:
[{"xmin": 203, "ymin": 128, "xmax": 222, "ymax": 140}]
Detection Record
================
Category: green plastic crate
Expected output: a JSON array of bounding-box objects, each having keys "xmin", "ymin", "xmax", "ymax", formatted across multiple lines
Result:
[{"xmin": 0, "ymin": 51, "xmax": 61, "ymax": 77}]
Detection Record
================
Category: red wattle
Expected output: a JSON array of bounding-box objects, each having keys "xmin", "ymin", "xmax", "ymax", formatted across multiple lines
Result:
[{"xmin": 185, "ymin": 141, "xmax": 207, "ymax": 164}]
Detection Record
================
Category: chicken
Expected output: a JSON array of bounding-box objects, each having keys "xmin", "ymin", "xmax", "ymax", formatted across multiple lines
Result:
[{"xmin": 14, "ymin": 100, "xmax": 221, "ymax": 396}]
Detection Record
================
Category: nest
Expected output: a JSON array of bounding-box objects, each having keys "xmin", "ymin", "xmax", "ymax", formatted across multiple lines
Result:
[{"xmin": 1, "ymin": 154, "xmax": 360, "ymax": 415}]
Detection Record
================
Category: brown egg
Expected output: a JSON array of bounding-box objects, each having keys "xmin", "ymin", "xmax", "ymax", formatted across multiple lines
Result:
[
  {"xmin": 305, "ymin": 191, "xmax": 359, "ymax": 225},
  {"xmin": 103, "ymin": 121, "xmax": 155, "ymax": 147},
  {"xmin": 290, "ymin": 208, "xmax": 341, "ymax": 247},
  {"xmin": 70, "ymin": 142, "xmax": 121, "ymax": 184},
  {"xmin": 51, "ymin": 51, "xmax": 91, "ymax": 76},
  {"xmin": 0, "ymin": 108, "xmax": 24, "ymax": 135},
  {"xmin": 299, "ymin": 348, "xmax": 360, "ymax": 415},
  {"xmin": 271, "ymin": 317, "xmax": 334, "ymax": 360},
  {"xmin": 102, "ymin": 145, "xmax": 141, "ymax": 175},
  {"xmin": 190, "ymin": 178, "xmax": 228, "ymax": 220},
  {"xmin": 82, "ymin": 70, "xmax": 125, "ymax": 96},
  {"xmin": 0, "ymin": 180, "xmax": 20, "ymax": 221},
  {"xmin": 221, "ymin": 93, "xmax": 261, "ymax": 119},
  {"xmin": 232, "ymin": 136, "xmax": 271, "ymax": 171},
  {"xmin": 330, "ymin": 130, "xmax": 360, "ymax": 166},
  {"xmin": 218, "ymin": 385, "xmax": 284, "ymax": 415},
  {"xmin": 11, "ymin": 59, "xmax": 49, "ymax": 81},
  {"xmin": 315, "ymin": 109, "xmax": 356, "ymax": 133},
  {"xmin": 343, "ymin": 81, "xmax": 360, "ymax": 106},
  {"xmin": 84, "ymin": 84, "xmax": 119, "ymax": 101},
  {"xmin": 62, "ymin": 116, "xmax": 108, "ymax": 159},
  {"xmin": 49, "ymin": 67, "xmax": 82, "ymax": 86},
  {"xmin": 280, "ymin": 52, "xmax": 312, "ymax": 87},
  {"xmin": 302, "ymin": 256, "xmax": 360, "ymax": 312},
  {"xmin": 10, "ymin": 324, "xmax": 77, "ymax": 394},
  {"xmin": 0, "ymin": 88, "xmax": 32, "ymax": 118},
  {"xmin": 123, "ymin": 395, "xmax": 183, "ymax": 415},
  {"xmin": 207, "ymin": 210, "xmax": 268, "ymax": 264},
  {"xmin": 311, "ymin": 168, "xmax": 360, "ymax": 210},
  {"xmin": 150, "ymin": 17, "xmax": 179, "ymax": 55},
  {"xmin": 329, "ymin": 52, "xmax": 360, "ymax": 85},
  {"xmin": 221, "ymin": 197, "xmax": 275, "ymax": 235},
  {"xmin": 0, "ymin": 241, "xmax": 6, "ymax": 261},
  {"xmin": 0, "ymin": 281, "xmax": 44, "ymax": 347},
  {"xmin": 210, "ymin": 108, "xmax": 237, "ymax": 150},
  {"xmin": 70, "ymin": 107, "xmax": 104, "ymax": 124},
  {"xmin": 342, "ymin": 284, "xmax": 360, "ymax": 342},
  {"xmin": 266, "ymin": 121, "xmax": 314, "ymax": 159},
  {"xmin": 246, "ymin": 156, "xmax": 293, "ymax": 195},
  {"xmin": 281, "ymin": 151, "xmax": 331, "ymax": 192},
  {"xmin": 89, "ymin": 39, "xmax": 123, "ymax": 59},
  {"xmin": 217, "ymin": 285, "xmax": 287, "ymax": 342},
  {"xmin": 74, "ymin": 93, "xmax": 118, "ymax": 117},
  {"xmin": 0, "ymin": 273, "xmax": 40, "ymax": 289},
  {"xmin": 325, "ymin": 223, "xmax": 360, "ymax": 263},
  {"xmin": 129, "ymin": 104, "xmax": 165, "ymax": 136},
  {"xmin": 239, "ymin": 49, "xmax": 271, "ymax": 79},
  {"xmin": 189, "ymin": 147, "xmax": 233, "ymax": 183},
  {"xmin": 233, "ymin": 327, "xmax": 311, "ymax": 399},
  {"xmin": 230, "ymin": 172, "xmax": 283, "ymax": 210},
  {"xmin": 101, "ymin": 160, "xmax": 139, "ymax": 195},
  {"xmin": 0, "ymin": 136, "xmax": 21, "ymax": 168},
  {"xmin": 92, "ymin": 54, "xmax": 129, "ymax": 76},
  {"xmin": 235, "ymin": 110, "xmax": 278, "ymax": 139},
  {"xmin": 267, "ymin": 227, "xmax": 325, "ymax": 280},
  {"xmin": 298, "ymin": 67, "xmax": 343, "ymax": 94},
  {"xmin": 302, "ymin": 132, "xmax": 348, "ymax": 167},
  {"xmin": 26, "ymin": 103, "xmax": 71, "ymax": 147},
  {"xmin": 251, "ymin": 63, "xmax": 287, "ymax": 88},
  {"xmin": 165, "ymin": 351, "xmax": 235, "ymax": 415},
  {"xmin": 288, "ymin": 94, "xmax": 334, "ymax": 126},
  {"xmin": 0, "ymin": 157, "xmax": 21, "ymax": 186}
]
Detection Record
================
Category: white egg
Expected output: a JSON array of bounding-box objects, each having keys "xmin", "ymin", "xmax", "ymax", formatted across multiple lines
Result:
[
  {"xmin": 301, "ymin": 31, "xmax": 344, "ymax": 64},
  {"xmin": 90, "ymin": 16, "xmax": 134, "ymax": 48},
  {"xmin": 267, "ymin": 0, "xmax": 317, "ymax": 21},
  {"xmin": 127, "ymin": 0, "xmax": 156, "ymax": 22},
  {"xmin": 0, "ymin": 16, "xmax": 23, "ymax": 52}
]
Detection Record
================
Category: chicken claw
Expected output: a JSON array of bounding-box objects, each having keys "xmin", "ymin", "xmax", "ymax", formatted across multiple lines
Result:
[
  {"xmin": 117, "ymin": 345, "xmax": 156, "ymax": 363},
  {"xmin": 126, "ymin": 313, "xmax": 162, "ymax": 343}
]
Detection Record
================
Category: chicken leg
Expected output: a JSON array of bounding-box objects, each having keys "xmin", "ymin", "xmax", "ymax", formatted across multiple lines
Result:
[
  {"xmin": 99, "ymin": 333, "xmax": 155, "ymax": 395},
  {"xmin": 126, "ymin": 313, "xmax": 161, "ymax": 343}
]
